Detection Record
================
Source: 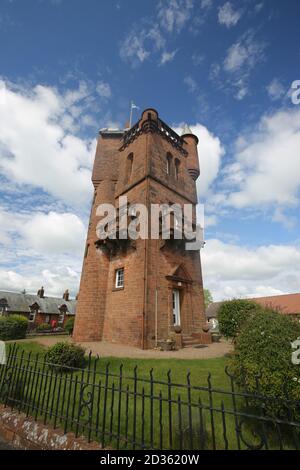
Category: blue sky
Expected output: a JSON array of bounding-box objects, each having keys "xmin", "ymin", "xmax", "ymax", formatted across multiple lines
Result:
[{"xmin": 0, "ymin": 0, "xmax": 299, "ymax": 300}]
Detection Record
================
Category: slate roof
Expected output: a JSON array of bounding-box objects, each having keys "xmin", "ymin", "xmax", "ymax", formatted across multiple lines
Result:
[
  {"xmin": 0, "ymin": 291, "xmax": 77, "ymax": 315},
  {"xmin": 206, "ymin": 302, "xmax": 223, "ymax": 319}
]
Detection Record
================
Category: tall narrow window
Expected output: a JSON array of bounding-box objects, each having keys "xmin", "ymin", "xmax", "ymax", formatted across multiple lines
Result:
[
  {"xmin": 175, "ymin": 159, "xmax": 180, "ymax": 180},
  {"xmin": 115, "ymin": 268, "xmax": 124, "ymax": 289},
  {"xmin": 126, "ymin": 153, "xmax": 134, "ymax": 181},
  {"xmin": 166, "ymin": 153, "xmax": 173, "ymax": 175}
]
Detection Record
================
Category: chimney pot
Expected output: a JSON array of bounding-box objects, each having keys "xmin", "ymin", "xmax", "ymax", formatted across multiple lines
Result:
[
  {"xmin": 37, "ymin": 287, "xmax": 45, "ymax": 299},
  {"xmin": 63, "ymin": 289, "xmax": 70, "ymax": 301}
]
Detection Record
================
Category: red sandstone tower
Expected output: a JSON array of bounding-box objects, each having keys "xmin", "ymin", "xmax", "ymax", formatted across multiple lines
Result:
[{"xmin": 73, "ymin": 109, "xmax": 210, "ymax": 349}]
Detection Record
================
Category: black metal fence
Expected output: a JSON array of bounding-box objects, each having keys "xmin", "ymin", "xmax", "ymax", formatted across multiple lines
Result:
[{"xmin": 0, "ymin": 344, "xmax": 300, "ymax": 450}]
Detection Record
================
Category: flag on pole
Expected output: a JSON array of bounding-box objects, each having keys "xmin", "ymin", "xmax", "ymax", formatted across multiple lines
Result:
[{"xmin": 129, "ymin": 101, "xmax": 140, "ymax": 128}]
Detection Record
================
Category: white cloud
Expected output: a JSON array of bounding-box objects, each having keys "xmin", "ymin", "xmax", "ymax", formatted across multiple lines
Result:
[
  {"xmin": 96, "ymin": 81, "xmax": 112, "ymax": 99},
  {"xmin": 192, "ymin": 53, "xmax": 205, "ymax": 66},
  {"xmin": 218, "ymin": 2, "xmax": 242, "ymax": 28},
  {"xmin": 0, "ymin": 80, "xmax": 95, "ymax": 205},
  {"xmin": 224, "ymin": 35, "xmax": 265, "ymax": 73},
  {"xmin": 201, "ymin": 0, "xmax": 213, "ymax": 9},
  {"xmin": 223, "ymin": 31, "xmax": 266, "ymax": 99},
  {"xmin": 175, "ymin": 123, "xmax": 225, "ymax": 198},
  {"xmin": 225, "ymin": 107, "xmax": 300, "ymax": 209},
  {"xmin": 202, "ymin": 238, "xmax": 300, "ymax": 300},
  {"xmin": 266, "ymin": 78, "xmax": 286, "ymax": 101},
  {"xmin": 160, "ymin": 49, "xmax": 178, "ymax": 65},
  {"xmin": 0, "ymin": 205, "xmax": 86, "ymax": 297},
  {"xmin": 224, "ymin": 43, "xmax": 248, "ymax": 72},
  {"xmin": 120, "ymin": 25, "xmax": 165, "ymax": 66},
  {"xmin": 21, "ymin": 212, "xmax": 86, "ymax": 254},
  {"xmin": 0, "ymin": 266, "xmax": 80, "ymax": 298},
  {"xmin": 120, "ymin": 1, "xmax": 196, "ymax": 66},
  {"xmin": 184, "ymin": 76, "xmax": 198, "ymax": 93},
  {"xmin": 158, "ymin": 0, "xmax": 194, "ymax": 34},
  {"xmin": 254, "ymin": 3, "xmax": 264, "ymax": 13},
  {"xmin": 192, "ymin": 125, "xmax": 225, "ymax": 198}
]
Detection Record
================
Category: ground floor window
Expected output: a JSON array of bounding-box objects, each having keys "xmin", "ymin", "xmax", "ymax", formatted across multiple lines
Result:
[
  {"xmin": 172, "ymin": 289, "xmax": 181, "ymax": 326},
  {"xmin": 58, "ymin": 313, "xmax": 65, "ymax": 324},
  {"xmin": 29, "ymin": 311, "xmax": 36, "ymax": 323}
]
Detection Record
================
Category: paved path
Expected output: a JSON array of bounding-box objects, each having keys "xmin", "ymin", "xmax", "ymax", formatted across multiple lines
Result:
[{"xmin": 21, "ymin": 336, "xmax": 233, "ymax": 359}]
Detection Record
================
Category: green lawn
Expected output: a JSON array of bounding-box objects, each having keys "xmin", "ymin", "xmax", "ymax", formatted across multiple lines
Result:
[{"xmin": 0, "ymin": 340, "xmax": 293, "ymax": 450}]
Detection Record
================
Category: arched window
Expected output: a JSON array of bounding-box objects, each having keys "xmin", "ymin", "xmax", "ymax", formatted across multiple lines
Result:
[
  {"xmin": 175, "ymin": 158, "xmax": 180, "ymax": 180},
  {"xmin": 166, "ymin": 153, "xmax": 173, "ymax": 175},
  {"xmin": 126, "ymin": 153, "xmax": 134, "ymax": 181}
]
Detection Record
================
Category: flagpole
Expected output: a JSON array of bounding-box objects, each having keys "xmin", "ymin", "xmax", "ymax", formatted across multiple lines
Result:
[{"xmin": 129, "ymin": 101, "xmax": 133, "ymax": 128}]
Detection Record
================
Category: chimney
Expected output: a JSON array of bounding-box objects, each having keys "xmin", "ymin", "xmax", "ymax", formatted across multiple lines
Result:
[
  {"xmin": 63, "ymin": 289, "xmax": 70, "ymax": 301},
  {"xmin": 37, "ymin": 287, "xmax": 45, "ymax": 299}
]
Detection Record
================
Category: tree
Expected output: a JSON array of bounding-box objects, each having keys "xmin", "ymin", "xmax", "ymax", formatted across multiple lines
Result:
[
  {"xmin": 218, "ymin": 299, "xmax": 260, "ymax": 340},
  {"xmin": 204, "ymin": 289, "xmax": 213, "ymax": 309}
]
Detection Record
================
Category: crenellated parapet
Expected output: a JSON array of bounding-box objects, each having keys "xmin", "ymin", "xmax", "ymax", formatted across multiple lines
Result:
[{"xmin": 120, "ymin": 108, "xmax": 188, "ymax": 156}]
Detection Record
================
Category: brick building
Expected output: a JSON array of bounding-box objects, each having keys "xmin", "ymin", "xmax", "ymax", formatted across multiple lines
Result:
[
  {"xmin": 0, "ymin": 288, "xmax": 76, "ymax": 329},
  {"xmin": 73, "ymin": 108, "xmax": 211, "ymax": 349},
  {"xmin": 206, "ymin": 293, "xmax": 300, "ymax": 324}
]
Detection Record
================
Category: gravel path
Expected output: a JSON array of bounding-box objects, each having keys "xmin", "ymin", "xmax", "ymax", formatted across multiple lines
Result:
[
  {"xmin": 21, "ymin": 336, "xmax": 233, "ymax": 359},
  {"xmin": 0, "ymin": 437, "xmax": 19, "ymax": 450}
]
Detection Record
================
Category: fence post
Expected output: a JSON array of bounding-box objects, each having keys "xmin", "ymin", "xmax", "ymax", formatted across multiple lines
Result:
[
  {"xmin": 207, "ymin": 373, "xmax": 216, "ymax": 450},
  {"xmin": 167, "ymin": 369, "xmax": 173, "ymax": 449},
  {"xmin": 116, "ymin": 364, "xmax": 123, "ymax": 450}
]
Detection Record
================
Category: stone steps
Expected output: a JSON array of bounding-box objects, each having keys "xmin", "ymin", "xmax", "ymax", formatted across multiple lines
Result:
[{"xmin": 182, "ymin": 335, "xmax": 204, "ymax": 348}]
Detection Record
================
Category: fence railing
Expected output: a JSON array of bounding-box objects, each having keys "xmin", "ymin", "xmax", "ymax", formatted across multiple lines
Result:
[{"xmin": 0, "ymin": 344, "xmax": 300, "ymax": 450}]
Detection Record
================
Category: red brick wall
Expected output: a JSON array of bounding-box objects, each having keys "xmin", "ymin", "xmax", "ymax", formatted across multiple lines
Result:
[{"xmin": 73, "ymin": 110, "xmax": 210, "ymax": 348}]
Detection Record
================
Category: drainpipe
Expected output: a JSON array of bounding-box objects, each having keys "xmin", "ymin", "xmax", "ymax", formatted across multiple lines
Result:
[{"xmin": 155, "ymin": 288, "xmax": 158, "ymax": 348}]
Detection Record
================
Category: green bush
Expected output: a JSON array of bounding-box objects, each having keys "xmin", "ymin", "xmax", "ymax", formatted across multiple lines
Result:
[
  {"xmin": 36, "ymin": 323, "xmax": 52, "ymax": 332},
  {"xmin": 232, "ymin": 308, "xmax": 300, "ymax": 417},
  {"xmin": 218, "ymin": 299, "xmax": 261, "ymax": 340},
  {"xmin": 64, "ymin": 317, "xmax": 75, "ymax": 335},
  {"xmin": 0, "ymin": 315, "xmax": 28, "ymax": 340},
  {"xmin": 46, "ymin": 342, "xmax": 86, "ymax": 371}
]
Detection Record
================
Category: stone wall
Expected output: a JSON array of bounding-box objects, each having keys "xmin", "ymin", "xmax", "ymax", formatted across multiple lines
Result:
[{"xmin": 0, "ymin": 405, "xmax": 104, "ymax": 451}]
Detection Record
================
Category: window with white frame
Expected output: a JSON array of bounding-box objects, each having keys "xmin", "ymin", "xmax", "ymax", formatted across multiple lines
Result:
[
  {"xmin": 58, "ymin": 313, "xmax": 65, "ymax": 324},
  {"xmin": 29, "ymin": 303, "xmax": 39, "ymax": 323},
  {"xmin": 29, "ymin": 311, "xmax": 36, "ymax": 323},
  {"xmin": 115, "ymin": 268, "xmax": 124, "ymax": 289}
]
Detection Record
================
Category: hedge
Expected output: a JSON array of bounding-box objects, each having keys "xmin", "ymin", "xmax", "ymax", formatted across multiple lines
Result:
[
  {"xmin": 232, "ymin": 308, "xmax": 300, "ymax": 418},
  {"xmin": 0, "ymin": 315, "xmax": 29, "ymax": 340},
  {"xmin": 46, "ymin": 342, "xmax": 86, "ymax": 371}
]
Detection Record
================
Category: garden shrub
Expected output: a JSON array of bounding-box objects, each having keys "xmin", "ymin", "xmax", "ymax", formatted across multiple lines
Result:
[
  {"xmin": 46, "ymin": 342, "xmax": 86, "ymax": 371},
  {"xmin": 0, "ymin": 315, "xmax": 28, "ymax": 340},
  {"xmin": 218, "ymin": 299, "xmax": 261, "ymax": 340},
  {"xmin": 231, "ymin": 308, "xmax": 300, "ymax": 419},
  {"xmin": 36, "ymin": 323, "xmax": 52, "ymax": 332},
  {"xmin": 64, "ymin": 317, "xmax": 75, "ymax": 336}
]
